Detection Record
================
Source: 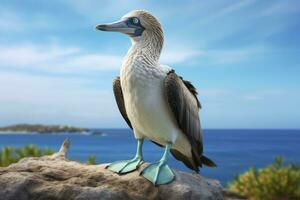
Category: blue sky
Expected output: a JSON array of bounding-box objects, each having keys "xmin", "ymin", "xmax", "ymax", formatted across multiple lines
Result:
[{"xmin": 0, "ymin": 0, "xmax": 299, "ymax": 129}]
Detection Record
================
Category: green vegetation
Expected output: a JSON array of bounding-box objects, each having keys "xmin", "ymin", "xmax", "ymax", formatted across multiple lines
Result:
[
  {"xmin": 228, "ymin": 157, "xmax": 300, "ymax": 200},
  {"xmin": 87, "ymin": 155, "xmax": 96, "ymax": 165},
  {"xmin": 0, "ymin": 144, "xmax": 55, "ymax": 167},
  {"xmin": 0, "ymin": 124, "xmax": 89, "ymax": 133},
  {"xmin": 0, "ymin": 145, "xmax": 97, "ymax": 167}
]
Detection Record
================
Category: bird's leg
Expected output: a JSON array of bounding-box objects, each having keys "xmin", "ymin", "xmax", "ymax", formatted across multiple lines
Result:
[
  {"xmin": 140, "ymin": 142, "xmax": 175, "ymax": 186},
  {"xmin": 106, "ymin": 139, "xmax": 144, "ymax": 174}
]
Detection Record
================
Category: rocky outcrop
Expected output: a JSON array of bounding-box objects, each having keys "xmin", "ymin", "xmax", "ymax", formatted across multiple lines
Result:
[{"xmin": 0, "ymin": 139, "xmax": 226, "ymax": 200}]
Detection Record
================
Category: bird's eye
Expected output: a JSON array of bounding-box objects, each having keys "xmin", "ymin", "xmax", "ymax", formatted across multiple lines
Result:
[{"xmin": 132, "ymin": 17, "xmax": 139, "ymax": 24}]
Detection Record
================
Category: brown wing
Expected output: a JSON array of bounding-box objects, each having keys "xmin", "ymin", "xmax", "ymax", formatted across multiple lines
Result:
[
  {"xmin": 164, "ymin": 70, "xmax": 216, "ymax": 172},
  {"xmin": 113, "ymin": 77, "xmax": 132, "ymax": 129}
]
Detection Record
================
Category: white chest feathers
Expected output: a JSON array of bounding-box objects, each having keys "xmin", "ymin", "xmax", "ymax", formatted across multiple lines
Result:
[
  {"xmin": 120, "ymin": 60, "xmax": 163, "ymax": 117},
  {"xmin": 120, "ymin": 60, "xmax": 178, "ymax": 143}
]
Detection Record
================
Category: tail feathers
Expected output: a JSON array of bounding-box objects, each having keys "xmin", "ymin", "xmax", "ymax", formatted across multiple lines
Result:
[
  {"xmin": 171, "ymin": 149, "xmax": 199, "ymax": 172},
  {"xmin": 201, "ymin": 155, "xmax": 217, "ymax": 167},
  {"xmin": 171, "ymin": 148, "xmax": 217, "ymax": 172}
]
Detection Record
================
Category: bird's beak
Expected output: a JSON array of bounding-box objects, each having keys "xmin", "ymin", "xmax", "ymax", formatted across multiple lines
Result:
[{"xmin": 95, "ymin": 20, "xmax": 135, "ymax": 35}]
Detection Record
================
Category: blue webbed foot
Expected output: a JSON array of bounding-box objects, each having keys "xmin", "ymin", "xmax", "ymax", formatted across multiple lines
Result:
[
  {"xmin": 140, "ymin": 160, "xmax": 175, "ymax": 186},
  {"xmin": 106, "ymin": 156, "xmax": 143, "ymax": 174}
]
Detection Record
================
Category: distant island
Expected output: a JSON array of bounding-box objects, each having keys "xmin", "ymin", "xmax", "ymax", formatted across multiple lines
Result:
[{"xmin": 0, "ymin": 124, "xmax": 90, "ymax": 134}]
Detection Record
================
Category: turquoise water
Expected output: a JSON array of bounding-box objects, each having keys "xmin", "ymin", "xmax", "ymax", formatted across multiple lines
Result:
[{"xmin": 0, "ymin": 129, "xmax": 299, "ymax": 185}]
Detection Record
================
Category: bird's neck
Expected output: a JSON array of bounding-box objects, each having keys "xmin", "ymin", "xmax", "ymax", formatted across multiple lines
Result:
[{"xmin": 126, "ymin": 32, "xmax": 163, "ymax": 66}]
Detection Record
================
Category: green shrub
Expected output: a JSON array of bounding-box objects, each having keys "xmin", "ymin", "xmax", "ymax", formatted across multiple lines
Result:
[
  {"xmin": 87, "ymin": 155, "xmax": 96, "ymax": 165},
  {"xmin": 0, "ymin": 145, "xmax": 55, "ymax": 167},
  {"xmin": 227, "ymin": 157, "xmax": 300, "ymax": 200},
  {"xmin": 0, "ymin": 147, "xmax": 17, "ymax": 167}
]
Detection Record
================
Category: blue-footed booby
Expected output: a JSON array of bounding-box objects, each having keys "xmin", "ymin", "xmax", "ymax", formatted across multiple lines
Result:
[{"xmin": 96, "ymin": 10, "xmax": 216, "ymax": 186}]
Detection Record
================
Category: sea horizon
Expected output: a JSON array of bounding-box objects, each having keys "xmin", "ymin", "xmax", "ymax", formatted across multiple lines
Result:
[
  {"xmin": 1, "ymin": 123, "xmax": 300, "ymax": 131},
  {"xmin": 1, "ymin": 127, "xmax": 300, "ymax": 136}
]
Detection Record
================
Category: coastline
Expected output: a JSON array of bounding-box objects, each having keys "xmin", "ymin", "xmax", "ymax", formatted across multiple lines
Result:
[
  {"xmin": 0, "ymin": 124, "xmax": 90, "ymax": 135},
  {"xmin": 0, "ymin": 131, "xmax": 38, "ymax": 135},
  {"xmin": 0, "ymin": 131, "xmax": 91, "ymax": 135}
]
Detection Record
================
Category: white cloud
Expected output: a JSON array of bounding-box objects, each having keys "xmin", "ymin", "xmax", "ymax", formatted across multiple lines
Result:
[
  {"xmin": 0, "ymin": 41, "xmax": 206, "ymax": 74},
  {"xmin": 259, "ymin": 2, "xmax": 300, "ymax": 17},
  {"xmin": 0, "ymin": 44, "xmax": 79, "ymax": 66},
  {"xmin": 216, "ymin": 0, "xmax": 257, "ymax": 18},
  {"xmin": 243, "ymin": 94, "xmax": 262, "ymax": 101},
  {"xmin": 61, "ymin": 54, "xmax": 122, "ymax": 72},
  {"xmin": 242, "ymin": 90, "xmax": 287, "ymax": 101},
  {"xmin": 0, "ymin": 7, "xmax": 56, "ymax": 32},
  {"xmin": 161, "ymin": 49, "xmax": 203, "ymax": 64},
  {"xmin": 63, "ymin": 0, "xmax": 143, "ymax": 22},
  {"xmin": 201, "ymin": 89, "xmax": 233, "ymax": 98},
  {"xmin": 190, "ymin": 87, "xmax": 300, "ymax": 129},
  {"xmin": 198, "ymin": 0, "xmax": 258, "ymax": 25},
  {"xmin": 205, "ymin": 47, "xmax": 263, "ymax": 64},
  {"xmin": 162, "ymin": 46, "xmax": 264, "ymax": 66},
  {"xmin": 0, "ymin": 43, "xmax": 122, "ymax": 73},
  {"xmin": 200, "ymin": 88, "xmax": 287, "ymax": 103},
  {"xmin": 0, "ymin": 72, "xmax": 121, "ymax": 127}
]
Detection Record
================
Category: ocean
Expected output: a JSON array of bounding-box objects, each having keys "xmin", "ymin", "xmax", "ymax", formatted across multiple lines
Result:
[{"xmin": 0, "ymin": 129, "xmax": 299, "ymax": 186}]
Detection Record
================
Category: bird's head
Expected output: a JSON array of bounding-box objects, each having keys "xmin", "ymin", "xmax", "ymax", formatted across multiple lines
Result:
[{"xmin": 96, "ymin": 10, "xmax": 163, "ymax": 46}]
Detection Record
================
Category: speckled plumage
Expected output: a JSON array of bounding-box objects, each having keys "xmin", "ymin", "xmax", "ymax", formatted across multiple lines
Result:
[
  {"xmin": 106, "ymin": 10, "xmax": 216, "ymax": 173},
  {"xmin": 119, "ymin": 10, "xmax": 192, "ymax": 163}
]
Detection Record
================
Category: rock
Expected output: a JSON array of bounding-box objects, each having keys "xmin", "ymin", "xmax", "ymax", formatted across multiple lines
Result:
[{"xmin": 0, "ymin": 139, "xmax": 225, "ymax": 200}]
